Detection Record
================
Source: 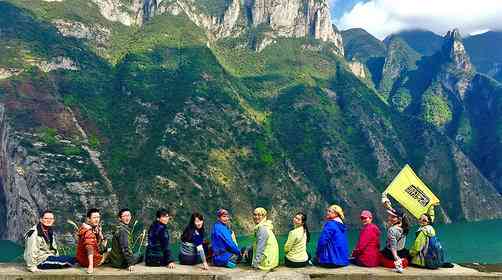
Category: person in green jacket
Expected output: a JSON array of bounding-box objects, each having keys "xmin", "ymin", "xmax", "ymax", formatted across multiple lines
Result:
[
  {"xmin": 409, "ymin": 213, "xmax": 436, "ymax": 267},
  {"xmin": 284, "ymin": 212, "xmax": 310, "ymax": 267},
  {"xmin": 109, "ymin": 209, "xmax": 143, "ymax": 270},
  {"xmin": 245, "ymin": 207, "xmax": 279, "ymax": 271}
]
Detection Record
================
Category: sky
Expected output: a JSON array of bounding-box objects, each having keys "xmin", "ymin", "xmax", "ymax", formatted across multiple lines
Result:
[{"xmin": 330, "ymin": 0, "xmax": 502, "ymax": 40}]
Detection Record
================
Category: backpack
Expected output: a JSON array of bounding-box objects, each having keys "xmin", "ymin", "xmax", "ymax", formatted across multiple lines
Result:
[{"xmin": 423, "ymin": 235, "xmax": 445, "ymax": 269}]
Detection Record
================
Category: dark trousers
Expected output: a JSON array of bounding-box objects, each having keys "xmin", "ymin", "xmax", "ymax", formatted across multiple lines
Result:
[
  {"xmin": 284, "ymin": 257, "xmax": 309, "ymax": 268},
  {"xmin": 380, "ymin": 248, "xmax": 410, "ymax": 260},
  {"xmin": 145, "ymin": 255, "xmax": 172, "ymax": 266},
  {"xmin": 112, "ymin": 255, "xmax": 143, "ymax": 268},
  {"xmin": 179, "ymin": 254, "xmax": 202, "ymax": 265},
  {"xmin": 38, "ymin": 255, "xmax": 76, "ymax": 269}
]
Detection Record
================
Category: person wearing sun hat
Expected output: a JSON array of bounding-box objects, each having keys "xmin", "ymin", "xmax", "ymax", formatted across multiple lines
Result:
[
  {"xmin": 381, "ymin": 208, "xmax": 410, "ymax": 273},
  {"xmin": 351, "ymin": 210, "xmax": 381, "ymax": 267},
  {"xmin": 315, "ymin": 204, "xmax": 349, "ymax": 268},
  {"xmin": 211, "ymin": 208, "xmax": 241, "ymax": 268},
  {"xmin": 245, "ymin": 207, "xmax": 279, "ymax": 271}
]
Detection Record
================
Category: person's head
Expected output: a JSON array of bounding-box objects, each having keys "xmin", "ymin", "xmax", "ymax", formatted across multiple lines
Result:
[
  {"xmin": 253, "ymin": 207, "xmax": 267, "ymax": 225},
  {"xmin": 419, "ymin": 213, "xmax": 431, "ymax": 226},
  {"xmin": 326, "ymin": 204, "xmax": 344, "ymax": 221},
  {"xmin": 118, "ymin": 208, "xmax": 132, "ymax": 225},
  {"xmin": 181, "ymin": 213, "xmax": 205, "ymax": 242},
  {"xmin": 360, "ymin": 210, "xmax": 373, "ymax": 225},
  {"xmin": 387, "ymin": 208, "xmax": 409, "ymax": 235},
  {"xmin": 293, "ymin": 212, "xmax": 306, "ymax": 227},
  {"xmin": 216, "ymin": 209, "xmax": 230, "ymax": 224},
  {"xmin": 39, "ymin": 210, "xmax": 55, "ymax": 227},
  {"xmin": 156, "ymin": 208, "xmax": 170, "ymax": 225},
  {"xmin": 387, "ymin": 209, "xmax": 402, "ymax": 225},
  {"xmin": 86, "ymin": 208, "xmax": 100, "ymax": 226},
  {"xmin": 293, "ymin": 212, "xmax": 311, "ymax": 243},
  {"xmin": 187, "ymin": 212, "xmax": 204, "ymax": 230}
]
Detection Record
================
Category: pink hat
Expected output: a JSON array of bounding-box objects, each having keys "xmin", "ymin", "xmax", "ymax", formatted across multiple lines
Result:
[{"xmin": 360, "ymin": 210, "xmax": 373, "ymax": 219}]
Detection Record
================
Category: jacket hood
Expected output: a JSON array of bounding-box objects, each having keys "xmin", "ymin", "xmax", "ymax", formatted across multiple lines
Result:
[
  {"xmin": 418, "ymin": 225, "xmax": 435, "ymax": 237},
  {"xmin": 329, "ymin": 219, "xmax": 347, "ymax": 233},
  {"xmin": 255, "ymin": 219, "xmax": 274, "ymax": 232},
  {"xmin": 78, "ymin": 223, "xmax": 94, "ymax": 236}
]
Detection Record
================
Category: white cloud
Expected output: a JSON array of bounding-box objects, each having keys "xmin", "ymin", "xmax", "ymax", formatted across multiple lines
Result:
[{"xmin": 334, "ymin": 0, "xmax": 502, "ymax": 39}]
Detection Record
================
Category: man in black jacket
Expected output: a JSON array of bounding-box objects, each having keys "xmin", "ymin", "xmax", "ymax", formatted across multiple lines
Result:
[{"xmin": 109, "ymin": 209, "xmax": 142, "ymax": 271}]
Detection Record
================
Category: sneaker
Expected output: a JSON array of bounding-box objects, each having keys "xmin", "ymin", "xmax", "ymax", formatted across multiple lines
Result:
[
  {"xmin": 393, "ymin": 259, "xmax": 404, "ymax": 273},
  {"xmin": 226, "ymin": 261, "xmax": 236, "ymax": 269}
]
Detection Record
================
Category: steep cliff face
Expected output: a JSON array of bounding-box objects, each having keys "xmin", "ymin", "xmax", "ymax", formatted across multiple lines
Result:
[
  {"xmin": 163, "ymin": 0, "xmax": 344, "ymax": 53},
  {"xmin": 439, "ymin": 29, "xmax": 475, "ymax": 99},
  {"xmin": 0, "ymin": 78, "xmax": 119, "ymax": 241},
  {"xmin": 242, "ymin": 0, "xmax": 343, "ymax": 53}
]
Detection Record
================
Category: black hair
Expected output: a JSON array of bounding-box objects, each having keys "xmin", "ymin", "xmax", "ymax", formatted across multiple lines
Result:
[
  {"xmin": 181, "ymin": 213, "xmax": 205, "ymax": 242},
  {"xmin": 401, "ymin": 214, "xmax": 410, "ymax": 236},
  {"xmin": 86, "ymin": 208, "xmax": 100, "ymax": 218},
  {"xmin": 40, "ymin": 210, "xmax": 54, "ymax": 218},
  {"xmin": 156, "ymin": 208, "xmax": 169, "ymax": 219},
  {"xmin": 424, "ymin": 213, "xmax": 433, "ymax": 225},
  {"xmin": 118, "ymin": 208, "xmax": 131, "ymax": 218},
  {"xmin": 295, "ymin": 212, "xmax": 311, "ymax": 243}
]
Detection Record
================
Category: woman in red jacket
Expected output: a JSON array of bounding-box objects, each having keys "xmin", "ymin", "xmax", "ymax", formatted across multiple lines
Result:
[{"xmin": 351, "ymin": 210, "xmax": 381, "ymax": 267}]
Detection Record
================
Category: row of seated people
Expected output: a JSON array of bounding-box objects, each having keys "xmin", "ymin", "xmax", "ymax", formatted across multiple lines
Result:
[{"xmin": 23, "ymin": 205, "xmax": 445, "ymax": 274}]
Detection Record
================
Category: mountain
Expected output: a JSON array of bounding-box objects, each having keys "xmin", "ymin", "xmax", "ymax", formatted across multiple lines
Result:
[
  {"xmin": 341, "ymin": 28, "xmax": 386, "ymax": 87},
  {"xmin": 2, "ymin": 1, "xmax": 502, "ymax": 242},
  {"xmin": 388, "ymin": 29, "xmax": 502, "ymax": 83},
  {"xmin": 464, "ymin": 31, "xmax": 502, "ymax": 83},
  {"xmin": 384, "ymin": 29, "xmax": 444, "ymax": 57},
  {"xmin": 375, "ymin": 29, "xmax": 502, "ymax": 195}
]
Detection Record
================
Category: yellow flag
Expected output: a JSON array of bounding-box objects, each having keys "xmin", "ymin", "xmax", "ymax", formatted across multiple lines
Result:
[{"xmin": 384, "ymin": 164, "xmax": 440, "ymax": 219}]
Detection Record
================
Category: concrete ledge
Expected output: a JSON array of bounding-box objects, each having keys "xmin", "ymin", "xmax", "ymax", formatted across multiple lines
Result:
[{"xmin": 1, "ymin": 263, "xmax": 501, "ymax": 280}]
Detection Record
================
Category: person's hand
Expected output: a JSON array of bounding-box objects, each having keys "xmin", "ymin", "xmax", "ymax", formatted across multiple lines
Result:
[
  {"xmin": 167, "ymin": 262, "xmax": 175, "ymax": 269},
  {"xmin": 201, "ymin": 262, "xmax": 209, "ymax": 270},
  {"xmin": 87, "ymin": 266, "xmax": 94, "ymax": 274},
  {"xmin": 128, "ymin": 265, "xmax": 135, "ymax": 272}
]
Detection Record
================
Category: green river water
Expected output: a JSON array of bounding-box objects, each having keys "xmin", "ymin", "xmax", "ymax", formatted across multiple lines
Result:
[{"xmin": 1, "ymin": 219, "xmax": 501, "ymax": 264}]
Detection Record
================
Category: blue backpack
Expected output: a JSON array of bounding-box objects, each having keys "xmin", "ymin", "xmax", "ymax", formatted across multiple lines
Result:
[{"xmin": 424, "ymin": 235, "xmax": 445, "ymax": 269}]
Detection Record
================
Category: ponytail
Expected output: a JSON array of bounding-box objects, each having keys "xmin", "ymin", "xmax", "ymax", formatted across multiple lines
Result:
[
  {"xmin": 401, "ymin": 214, "xmax": 409, "ymax": 236},
  {"xmin": 296, "ymin": 212, "xmax": 311, "ymax": 243}
]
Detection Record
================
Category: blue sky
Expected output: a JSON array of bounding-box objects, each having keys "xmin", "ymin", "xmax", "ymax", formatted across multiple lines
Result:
[{"xmin": 330, "ymin": 0, "xmax": 502, "ymax": 39}]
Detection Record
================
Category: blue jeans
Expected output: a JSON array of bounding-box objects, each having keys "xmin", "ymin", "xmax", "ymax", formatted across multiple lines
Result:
[{"xmin": 38, "ymin": 255, "xmax": 76, "ymax": 269}]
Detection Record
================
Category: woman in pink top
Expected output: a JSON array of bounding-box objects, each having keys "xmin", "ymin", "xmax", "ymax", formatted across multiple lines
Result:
[{"xmin": 351, "ymin": 210, "xmax": 381, "ymax": 267}]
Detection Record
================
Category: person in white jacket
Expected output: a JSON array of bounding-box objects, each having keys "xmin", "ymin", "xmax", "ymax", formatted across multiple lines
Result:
[{"xmin": 24, "ymin": 210, "xmax": 76, "ymax": 272}]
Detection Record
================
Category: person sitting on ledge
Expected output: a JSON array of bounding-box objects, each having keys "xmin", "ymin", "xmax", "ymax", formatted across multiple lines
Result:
[
  {"xmin": 315, "ymin": 204, "xmax": 349, "ymax": 268},
  {"xmin": 145, "ymin": 208, "xmax": 176, "ymax": 268},
  {"xmin": 109, "ymin": 208, "xmax": 143, "ymax": 271},
  {"xmin": 243, "ymin": 207, "xmax": 279, "ymax": 271},
  {"xmin": 351, "ymin": 210, "xmax": 381, "ymax": 267},
  {"xmin": 284, "ymin": 212, "xmax": 310, "ymax": 268},
  {"xmin": 179, "ymin": 212, "xmax": 209, "ymax": 270},
  {"xmin": 76, "ymin": 208, "xmax": 108, "ymax": 274},
  {"xmin": 409, "ymin": 212, "xmax": 443, "ymax": 268},
  {"xmin": 24, "ymin": 210, "xmax": 76, "ymax": 272},
  {"xmin": 380, "ymin": 208, "xmax": 410, "ymax": 273},
  {"xmin": 211, "ymin": 208, "xmax": 241, "ymax": 268}
]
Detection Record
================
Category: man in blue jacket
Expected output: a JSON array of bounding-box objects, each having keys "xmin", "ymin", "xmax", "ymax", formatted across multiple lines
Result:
[{"xmin": 211, "ymin": 209, "xmax": 241, "ymax": 268}]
